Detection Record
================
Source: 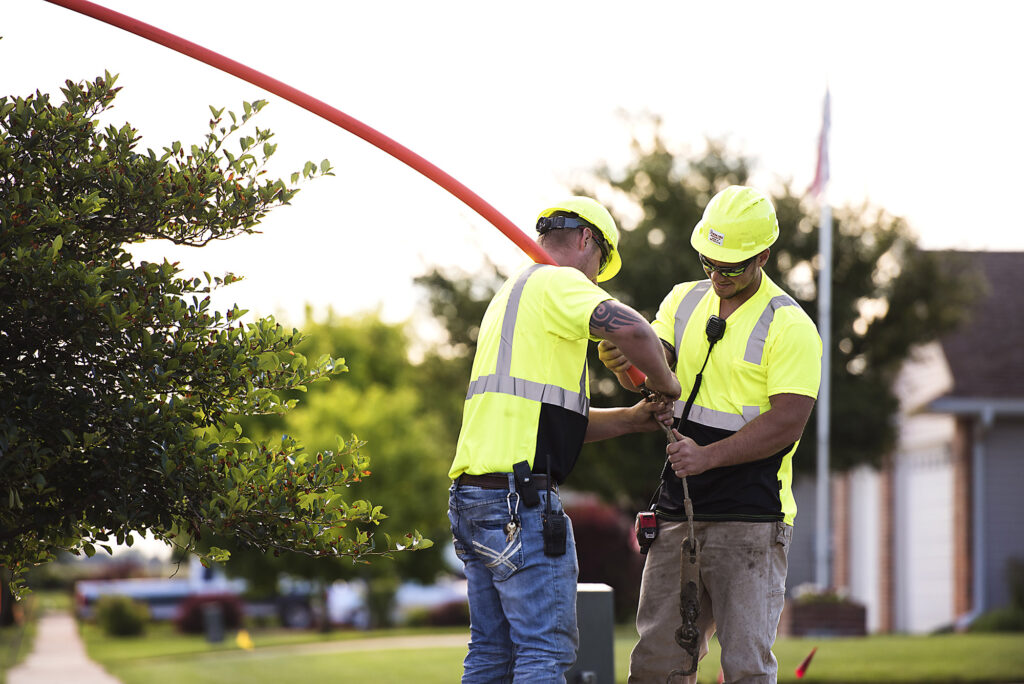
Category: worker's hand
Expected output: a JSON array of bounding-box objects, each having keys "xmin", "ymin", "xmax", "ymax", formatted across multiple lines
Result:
[
  {"xmin": 666, "ymin": 429, "xmax": 714, "ymax": 478},
  {"xmin": 644, "ymin": 372, "xmax": 682, "ymax": 403},
  {"xmin": 626, "ymin": 397, "xmax": 674, "ymax": 433},
  {"xmin": 597, "ymin": 340, "xmax": 631, "ymax": 374}
]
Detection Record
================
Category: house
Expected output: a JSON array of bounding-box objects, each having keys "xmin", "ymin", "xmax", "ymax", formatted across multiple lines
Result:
[{"xmin": 787, "ymin": 251, "xmax": 1024, "ymax": 633}]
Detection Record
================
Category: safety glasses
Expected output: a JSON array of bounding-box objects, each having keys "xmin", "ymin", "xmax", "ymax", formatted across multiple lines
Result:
[
  {"xmin": 588, "ymin": 228, "xmax": 610, "ymax": 272},
  {"xmin": 699, "ymin": 253, "xmax": 755, "ymax": 278}
]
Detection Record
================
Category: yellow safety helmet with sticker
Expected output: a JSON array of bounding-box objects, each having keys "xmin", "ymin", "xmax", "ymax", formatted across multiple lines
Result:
[
  {"xmin": 690, "ymin": 185, "xmax": 779, "ymax": 263},
  {"xmin": 537, "ymin": 197, "xmax": 621, "ymax": 282}
]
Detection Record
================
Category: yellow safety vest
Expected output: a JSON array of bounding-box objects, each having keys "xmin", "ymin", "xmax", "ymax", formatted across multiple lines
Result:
[
  {"xmin": 449, "ymin": 263, "xmax": 613, "ymax": 483},
  {"xmin": 651, "ymin": 273, "xmax": 822, "ymax": 525}
]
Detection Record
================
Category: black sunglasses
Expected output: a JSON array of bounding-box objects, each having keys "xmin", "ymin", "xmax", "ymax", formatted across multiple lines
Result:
[
  {"xmin": 699, "ymin": 253, "xmax": 755, "ymax": 278},
  {"xmin": 587, "ymin": 228, "xmax": 610, "ymax": 271}
]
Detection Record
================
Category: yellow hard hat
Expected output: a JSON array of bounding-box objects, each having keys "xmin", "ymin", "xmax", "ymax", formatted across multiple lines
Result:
[
  {"xmin": 690, "ymin": 185, "xmax": 779, "ymax": 262},
  {"xmin": 536, "ymin": 196, "xmax": 621, "ymax": 281}
]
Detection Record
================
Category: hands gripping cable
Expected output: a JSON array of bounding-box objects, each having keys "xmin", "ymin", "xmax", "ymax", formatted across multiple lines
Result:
[{"xmin": 627, "ymin": 316, "xmax": 725, "ymax": 681}]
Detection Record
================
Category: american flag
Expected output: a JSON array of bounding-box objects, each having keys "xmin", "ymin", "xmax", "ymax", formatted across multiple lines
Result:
[{"xmin": 807, "ymin": 88, "xmax": 831, "ymax": 197}]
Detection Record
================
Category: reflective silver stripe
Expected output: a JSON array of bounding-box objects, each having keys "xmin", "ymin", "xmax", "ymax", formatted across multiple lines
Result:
[
  {"xmin": 744, "ymin": 295, "xmax": 798, "ymax": 365},
  {"xmin": 672, "ymin": 281, "xmax": 779, "ymax": 431},
  {"xmin": 674, "ymin": 280, "xmax": 712, "ymax": 351},
  {"xmin": 466, "ymin": 264, "xmax": 590, "ymax": 416},
  {"xmin": 466, "ymin": 374, "xmax": 590, "ymax": 415},
  {"xmin": 577, "ymin": 360, "xmax": 587, "ymax": 400},
  {"xmin": 672, "ymin": 402, "xmax": 759, "ymax": 432},
  {"xmin": 497, "ymin": 264, "xmax": 545, "ymax": 375}
]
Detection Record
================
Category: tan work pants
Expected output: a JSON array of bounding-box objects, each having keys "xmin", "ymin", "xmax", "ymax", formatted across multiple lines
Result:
[{"xmin": 629, "ymin": 520, "xmax": 792, "ymax": 684}]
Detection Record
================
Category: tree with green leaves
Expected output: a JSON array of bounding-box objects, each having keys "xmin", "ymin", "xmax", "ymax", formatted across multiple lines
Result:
[
  {"xmin": 195, "ymin": 312, "xmax": 455, "ymax": 626},
  {"xmin": 417, "ymin": 121, "xmax": 980, "ymax": 508},
  {"xmin": 0, "ymin": 74, "xmax": 429, "ymax": 595},
  {"xmin": 212, "ymin": 313, "xmax": 453, "ymax": 575}
]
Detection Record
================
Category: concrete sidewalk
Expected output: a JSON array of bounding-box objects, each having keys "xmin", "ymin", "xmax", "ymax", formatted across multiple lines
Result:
[{"xmin": 7, "ymin": 611, "xmax": 121, "ymax": 684}]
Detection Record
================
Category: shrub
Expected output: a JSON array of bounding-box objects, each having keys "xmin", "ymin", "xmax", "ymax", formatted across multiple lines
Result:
[
  {"xmin": 1007, "ymin": 558, "xmax": 1024, "ymax": 610},
  {"xmin": 427, "ymin": 600, "xmax": 470, "ymax": 627},
  {"xmin": 94, "ymin": 595, "xmax": 149, "ymax": 637},
  {"xmin": 970, "ymin": 557, "xmax": 1024, "ymax": 633},
  {"xmin": 174, "ymin": 593, "xmax": 244, "ymax": 634},
  {"xmin": 969, "ymin": 607, "xmax": 1024, "ymax": 633}
]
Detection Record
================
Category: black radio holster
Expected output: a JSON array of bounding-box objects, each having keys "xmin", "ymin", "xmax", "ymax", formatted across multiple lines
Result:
[{"xmin": 512, "ymin": 460, "xmax": 540, "ymax": 507}]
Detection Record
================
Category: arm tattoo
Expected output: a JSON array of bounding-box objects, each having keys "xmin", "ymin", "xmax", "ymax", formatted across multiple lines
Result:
[{"xmin": 590, "ymin": 301, "xmax": 646, "ymax": 334}]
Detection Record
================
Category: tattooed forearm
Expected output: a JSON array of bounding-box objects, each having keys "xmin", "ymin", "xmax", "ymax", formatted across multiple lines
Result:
[{"xmin": 590, "ymin": 301, "xmax": 646, "ymax": 334}]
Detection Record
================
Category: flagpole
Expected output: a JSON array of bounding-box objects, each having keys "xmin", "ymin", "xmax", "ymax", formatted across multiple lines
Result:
[
  {"xmin": 815, "ymin": 199, "xmax": 832, "ymax": 590},
  {"xmin": 813, "ymin": 88, "xmax": 832, "ymax": 590}
]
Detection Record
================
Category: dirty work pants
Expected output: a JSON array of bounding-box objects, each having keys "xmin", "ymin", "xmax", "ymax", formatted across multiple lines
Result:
[
  {"xmin": 449, "ymin": 478, "xmax": 579, "ymax": 683},
  {"xmin": 629, "ymin": 520, "xmax": 792, "ymax": 684}
]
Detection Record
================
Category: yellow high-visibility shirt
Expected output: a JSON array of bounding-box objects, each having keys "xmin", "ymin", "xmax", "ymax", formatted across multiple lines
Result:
[
  {"xmin": 651, "ymin": 273, "xmax": 822, "ymax": 525},
  {"xmin": 449, "ymin": 263, "xmax": 613, "ymax": 483}
]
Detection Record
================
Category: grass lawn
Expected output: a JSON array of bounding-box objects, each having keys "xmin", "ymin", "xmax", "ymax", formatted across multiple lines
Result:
[
  {"xmin": 666, "ymin": 630, "xmax": 1024, "ymax": 683},
  {"xmin": 0, "ymin": 603, "xmax": 35, "ymax": 684},
  {"xmin": 0, "ymin": 591, "xmax": 71, "ymax": 684},
  {"xmin": 82, "ymin": 622, "xmax": 467, "ymax": 684},
  {"xmin": 82, "ymin": 620, "xmax": 1024, "ymax": 684}
]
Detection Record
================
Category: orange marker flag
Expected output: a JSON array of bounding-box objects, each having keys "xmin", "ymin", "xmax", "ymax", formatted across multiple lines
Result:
[{"xmin": 795, "ymin": 646, "xmax": 818, "ymax": 678}]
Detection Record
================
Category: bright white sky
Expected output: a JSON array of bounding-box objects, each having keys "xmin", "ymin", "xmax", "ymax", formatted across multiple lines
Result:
[{"xmin": 6, "ymin": 1, "xmax": 1024, "ymax": 329}]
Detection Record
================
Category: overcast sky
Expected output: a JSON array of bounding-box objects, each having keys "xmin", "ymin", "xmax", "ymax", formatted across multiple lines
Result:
[{"xmin": 6, "ymin": 1, "xmax": 1024, "ymax": 328}]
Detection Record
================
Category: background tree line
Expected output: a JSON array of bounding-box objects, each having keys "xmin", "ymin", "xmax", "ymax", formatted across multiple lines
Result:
[
  {"xmin": 417, "ymin": 120, "xmax": 981, "ymax": 509},
  {"xmin": 232, "ymin": 120, "xmax": 980, "ymax": 612}
]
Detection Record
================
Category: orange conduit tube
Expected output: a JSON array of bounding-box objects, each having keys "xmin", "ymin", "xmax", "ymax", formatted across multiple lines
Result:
[{"xmin": 44, "ymin": 0, "xmax": 649, "ymax": 388}]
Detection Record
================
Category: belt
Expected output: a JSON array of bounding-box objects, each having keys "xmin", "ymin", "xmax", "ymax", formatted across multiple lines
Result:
[{"xmin": 456, "ymin": 473, "xmax": 555, "ymax": 491}]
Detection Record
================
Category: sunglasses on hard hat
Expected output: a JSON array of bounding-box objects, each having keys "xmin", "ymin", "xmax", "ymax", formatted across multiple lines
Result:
[
  {"xmin": 699, "ymin": 253, "xmax": 755, "ymax": 278},
  {"xmin": 537, "ymin": 214, "xmax": 610, "ymax": 271}
]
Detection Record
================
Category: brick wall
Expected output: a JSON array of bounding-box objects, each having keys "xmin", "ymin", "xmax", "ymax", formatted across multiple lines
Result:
[
  {"xmin": 779, "ymin": 599, "xmax": 867, "ymax": 637},
  {"xmin": 878, "ymin": 454, "xmax": 894, "ymax": 632},
  {"xmin": 952, "ymin": 417, "xmax": 973, "ymax": 618},
  {"xmin": 832, "ymin": 472, "xmax": 850, "ymax": 590}
]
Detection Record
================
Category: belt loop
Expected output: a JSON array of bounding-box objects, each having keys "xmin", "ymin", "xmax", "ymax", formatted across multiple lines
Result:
[{"xmin": 506, "ymin": 472, "xmax": 516, "ymax": 492}]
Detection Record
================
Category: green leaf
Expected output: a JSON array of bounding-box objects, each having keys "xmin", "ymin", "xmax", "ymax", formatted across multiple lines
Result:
[{"xmin": 207, "ymin": 546, "xmax": 231, "ymax": 562}]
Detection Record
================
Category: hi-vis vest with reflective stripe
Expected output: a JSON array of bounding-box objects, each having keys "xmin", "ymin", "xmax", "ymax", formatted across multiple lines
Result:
[
  {"xmin": 449, "ymin": 263, "xmax": 614, "ymax": 483},
  {"xmin": 652, "ymin": 274, "xmax": 821, "ymax": 525}
]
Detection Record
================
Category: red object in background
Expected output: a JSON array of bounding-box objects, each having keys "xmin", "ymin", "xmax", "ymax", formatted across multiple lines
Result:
[
  {"xmin": 795, "ymin": 646, "xmax": 818, "ymax": 678},
  {"xmin": 717, "ymin": 667, "xmax": 725, "ymax": 683},
  {"xmin": 43, "ymin": 0, "xmax": 650, "ymax": 390}
]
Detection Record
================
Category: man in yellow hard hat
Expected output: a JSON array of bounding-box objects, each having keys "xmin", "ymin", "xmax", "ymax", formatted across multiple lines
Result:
[
  {"xmin": 449, "ymin": 196, "xmax": 682, "ymax": 683},
  {"xmin": 600, "ymin": 186, "xmax": 822, "ymax": 683}
]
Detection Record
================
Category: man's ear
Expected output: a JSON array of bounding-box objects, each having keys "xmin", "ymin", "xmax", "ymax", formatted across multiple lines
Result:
[
  {"xmin": 758, "ymin": 248, "xmax": 771, "ymax": 267},
  {"xmin": 579, "ymin": 228, "xmax": 592, "ymax": 251}
]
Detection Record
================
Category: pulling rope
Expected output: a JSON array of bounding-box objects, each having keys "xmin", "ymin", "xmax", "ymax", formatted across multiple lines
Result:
[
  {"xmin": 656, "ymin": 423, "xmax": 702, "ymax": 681},
  {"xmin": 646, "ymin": 314, "xmax": 725, "ymax": 682}
]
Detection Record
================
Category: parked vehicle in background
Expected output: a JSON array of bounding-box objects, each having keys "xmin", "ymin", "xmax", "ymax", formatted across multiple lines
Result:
[
  {"xmin": 75, "ymin": 575, "xmax": 229, "ymax": 621},
  {"xmin": 74, "ymin": 557, "xmax": 315, "ymax": 628}
]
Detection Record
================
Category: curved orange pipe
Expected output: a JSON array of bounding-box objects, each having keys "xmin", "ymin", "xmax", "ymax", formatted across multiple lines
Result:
[{"xmin": 43, "ymin": 0, "xmax": 648, "ymax": 387}]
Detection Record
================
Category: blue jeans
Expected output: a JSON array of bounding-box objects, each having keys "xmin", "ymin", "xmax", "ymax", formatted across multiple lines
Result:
[{"xmin": 449, "ymin": 477, "xmax": 579, "ymax": 683}]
